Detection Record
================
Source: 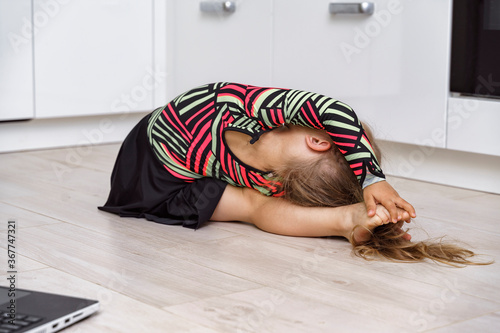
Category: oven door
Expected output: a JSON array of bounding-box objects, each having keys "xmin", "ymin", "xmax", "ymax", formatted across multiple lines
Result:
[{"xmin": 450, "ymin": 0, "xmax": 500, "ymax": 98}]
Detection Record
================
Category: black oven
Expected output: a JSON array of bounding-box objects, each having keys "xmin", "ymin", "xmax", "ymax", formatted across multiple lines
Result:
[{"xmin": 450, "ymin": 0, "xmax": 500, "ymax": 98}]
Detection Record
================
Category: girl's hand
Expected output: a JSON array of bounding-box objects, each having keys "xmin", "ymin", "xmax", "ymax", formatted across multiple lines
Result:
[
  {"xmin": 363, "ymin": 180, "xmax": 416, "ymax": 223},
  {"xmin": 350, "ymin": 203, "xmax": 412, "ymax": 244}
]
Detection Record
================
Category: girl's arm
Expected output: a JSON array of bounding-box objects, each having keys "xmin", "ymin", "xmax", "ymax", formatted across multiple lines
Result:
[
  {"xmin": 210, "ymin": 184, "xmax": 352, "ymax": 237},
  {"xmin": 210, "ymin": 184, "xmax": 409, "ymax": 240}
]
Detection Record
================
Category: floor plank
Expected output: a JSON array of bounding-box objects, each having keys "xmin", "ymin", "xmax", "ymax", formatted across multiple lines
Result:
[
  {"xmin": 0, "ymin": 268, "xmax": 218, "ymax": 333},
  {"xmin": 1, "ymin": 143, "xmax": 499, "ymax": 332},
  {"xmin": 426, "ymin": 312, "xmax": 500, "ymax": 333},
  {"xmin": 3, "ymin": 223, "xmax": 261, "ymax": 308}
]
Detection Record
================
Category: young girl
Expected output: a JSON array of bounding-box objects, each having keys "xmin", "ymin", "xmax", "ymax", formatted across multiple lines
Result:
[{"xmin": 99, "ymin": 82, "xmax": 484, "ymax": 265}]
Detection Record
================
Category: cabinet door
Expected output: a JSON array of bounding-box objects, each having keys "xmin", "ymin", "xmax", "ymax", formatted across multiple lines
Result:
[
  {"xmin": 447, "ymin": 97, "xmax": 500, "ymax": 157},
  {"xmin": 169, "ymin": 0, "xmax": 272, "ymax": 95},
  {"xmin": 34, "ymin": 0, "xmax": 154, "ymax": 118},
  {"xmin": 0, "ymin": 0, "xmax": 34, "ymax": 121},
  {"xmin": 273, "ymin": 0, "xmax": 451, "ymax": 147}
]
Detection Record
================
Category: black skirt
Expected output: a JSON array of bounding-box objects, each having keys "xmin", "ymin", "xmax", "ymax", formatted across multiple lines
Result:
[{"xmin": 98, "ymin": 114, "xmax": 227, "ymax": 229}]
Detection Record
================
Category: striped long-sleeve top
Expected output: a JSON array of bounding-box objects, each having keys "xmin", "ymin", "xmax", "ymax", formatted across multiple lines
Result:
[{"xmin": 147, "ymin": 82, "xmax": 385, "ymax": 196}]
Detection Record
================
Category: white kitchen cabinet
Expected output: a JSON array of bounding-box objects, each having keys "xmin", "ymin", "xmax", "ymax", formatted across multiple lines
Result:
[
  {"xmin": 0, "ymin": 0, "xmax": 34, "ymax": 121},
  {"xmin": 272, "ymin": 0, "xmax": 452, "ymax": 147},
  {"xmin": 34, "ymin": 0, "xmax": 154, "ymax": 118},
  {"xmin": 168, "ymin": 0, "xmax": 272, "ymax": 95},
  {"xmin": 447, "ymin": 96, "xmax": 500, "ymax": 157}
]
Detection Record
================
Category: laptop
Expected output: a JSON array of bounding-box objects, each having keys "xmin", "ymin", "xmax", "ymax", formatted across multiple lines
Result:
[{"xmin": 0, "ymin": 286, "xmax": 99, "ymax": 333}]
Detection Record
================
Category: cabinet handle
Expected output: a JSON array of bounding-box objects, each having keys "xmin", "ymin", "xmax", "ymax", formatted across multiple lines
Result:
[
  {"xmin": 200, "ymin": 1, "xmax": 236, "ymax": 14},
  {"xmin": 329, "ymin": 2, "xmax": 374, "ymax": 15}
]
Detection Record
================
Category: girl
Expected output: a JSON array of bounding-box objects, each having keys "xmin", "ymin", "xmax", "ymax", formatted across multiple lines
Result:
[{"xmin": 99, "ymin": 82, "xmax": 485, "ymax": 265}]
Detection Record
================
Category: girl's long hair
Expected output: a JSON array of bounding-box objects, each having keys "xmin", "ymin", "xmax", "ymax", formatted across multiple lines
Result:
[{"xmin": 275, "ymin": 125, "xmax": 491, "ymax": 266}]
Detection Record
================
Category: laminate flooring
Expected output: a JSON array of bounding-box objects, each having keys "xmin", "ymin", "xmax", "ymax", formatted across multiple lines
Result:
[{"xmin": 0, "ymin": 144, "xmax": 499, "ymax": 332}]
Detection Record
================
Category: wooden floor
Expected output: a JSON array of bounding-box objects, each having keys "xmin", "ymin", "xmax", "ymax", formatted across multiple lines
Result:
[{"xmin": 1, "ymin": 143, "xmax": 499, "ymax": 333}]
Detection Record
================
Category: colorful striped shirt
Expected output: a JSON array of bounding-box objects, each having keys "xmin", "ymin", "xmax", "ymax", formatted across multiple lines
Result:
[{"xmin": 147, "ymin": 82, "xmax": 385, "ymax": 196}]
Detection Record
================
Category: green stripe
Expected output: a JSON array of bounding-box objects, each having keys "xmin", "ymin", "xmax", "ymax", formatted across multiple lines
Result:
[
  {"xmin": 178, "ymin": 93, "xmax": 213, "ymax": 116},
  {"xmin": 286, "ymin": 91, "xmax": 315, "ymax": 122},
  {"xmin": 268, "ymin": 93, "xmax": 284, "ymax": 108},
  {"xmin": 343, "ymin": 152, "xmax": 371, "ymax": 161},
  {"xmin": 323, "ymin": 120, "xmax": 360, "ymax": 132},
  {"xmin": 286, "ymin": 91, "xmax": 309, "ymax": 112},
  {"xmin": 360, "ymin": 135, "xmax": 376, "ymax": 158},
  {"xmin": 218, "ymin": 94, "xmax": 243, "ymax": 108},
  {"xmin": 147, "ymin": 107, "xmax": 163, "ymax": 143},
  {"xmin": 204, "ymin": 155, "xmax": 215, "ymax": 177},
  {"xmin": 154, "ymin": 119, "xmax": 186, "ymax": 155},
  {"xmin": 316, "ymin": 96, "xmax": 336, "ymax": 115},
  {"xmin": 324, "ymin": 108, "xmax": 355, "ymax": 123},
  {"xmin": 153, "ymin": 141, "xmax": 200, "ymax": 178},
  {"xmin": 235, "ymin": 165, "xmax": 244, "ymax": 185},
  {"xmin": 211, "ymin": 106, "xmax": 225, "ymax": 152},
  {"xmin": 174, "ymin": 84, "xmax": 210, "ymax": 107},
  {"xmin": 260, "ymin": 110, "xmax": 271, "ymax": 126},
  {"xmin": 214, "ymin": 160, "xmax": 220, "ymax": 179},
  {"xmin": 252, "ymin": 89, "xmax": 279, "ymax": 112},
  {"xmin": 152, "ymin": 128, "xmax": 185, "ymax": 157},
  {"xmin": 334, "ymin": 101, "xmax": 354, "ymax": 112}
]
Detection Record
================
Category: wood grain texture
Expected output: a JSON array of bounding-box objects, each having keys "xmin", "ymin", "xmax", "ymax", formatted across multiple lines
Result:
[{"xmin": 1, "ymin": 144, "xmax": 499, "ymax": 332}]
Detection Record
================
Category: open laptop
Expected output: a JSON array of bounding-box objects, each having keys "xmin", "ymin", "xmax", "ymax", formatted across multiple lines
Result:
[{"xmin": 0, "ymin": 286, "xmax": 99, "ymax": 333}]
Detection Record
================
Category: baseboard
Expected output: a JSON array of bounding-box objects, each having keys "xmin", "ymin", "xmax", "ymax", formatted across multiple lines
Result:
[
  {"xmin": 0, "ymin": 112, "xmax": 148, "ymax": 153},
  {"xmin": 378, "ymin": 140, "xmax": 500, "ymax": 195},
  {"xmin": 2, "ymin": 117, "xmax": 499, "ymax": 195}
]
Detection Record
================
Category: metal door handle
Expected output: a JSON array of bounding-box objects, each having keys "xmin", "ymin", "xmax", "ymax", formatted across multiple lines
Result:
[
  {"xmin": 200, "ymin": 1, "xmax": 236, "ymax": 13},
  {"xmin": 329, "ymin": 2, "xmax": 374, "ymax": 15}
]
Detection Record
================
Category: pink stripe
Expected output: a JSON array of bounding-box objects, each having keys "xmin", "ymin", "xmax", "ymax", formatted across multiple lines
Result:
[
  {"xmin": 159, "ymin": 144, "xmax": 194, "ymax": 181},
  {"xmin": 246, "ymin": 88, "xmax": 272, "ymax": 117},
  {"xmin": 334, "ymin": 142, "xmax": 355, "ymax": 148},
  {"xmin": 362, "ymin": 134, "xmax": 374, "ymax": 150},
  {"xmin": 350, "ymin": 162, "xmax": 363, "ymax": 168},
  {"xmin": 222, "ymin": 83, "xmax": 246, "ymax": 94},
  {"xmin": 249, "ymin": 173, "xmax": 277, "ymax": 191},
  {"xmin": 167, "ymin": 104, "xmax": 192, "ymax": 139},
  {"xmin": 306, "ymin": 101, "xmax": 323, "ymax": 129},
  {"xmin": 251, "ymin": 89, "xmax": 272, "ymax": 116},
  {"xmin": 185, "ymin": 101, "xmax": 214, "ymax": 125},
  {"xmin": 328, "ymin": 131, "xmax": 358, "ymax": 141},
  {"xmin": 353, "ymin": 169, "xmax": 363, "ymax": 176},
  {"xmin": 202, "ymin": 150, "xmax": 212, "ymax": 176},
  {"xmin": 301, "ymin": 106, "xmax": 317, "ymax": 128},
  {"xmin": 232, "ymin": 165, "xmax": 243, "ymax": 186},
  {"xmin": 191, "ymin": 110, "xmax": 214, "ymax": 135},
  {"xmin": 272, "ymin": 191, "xmax": 285, "ymax": 197},
  {"xmin": 163, "ymin": 108, "xmax": 191, "ymax": 142},
  {"xmin": 218, "ymin": 111, "xmax": 234, "ymax": 174},
  {"xmin": 240, "ymin": 166, "xmax": 251, "ymax": 187},
  {"xmin": 270, "ymin": 109, "xmax": 277, "ymax": 125},
  {"xmin": 277, "ymin": 110, "xmax": 284, "ymax": 124},
  {"xmin": 245, "ymin": 87, "xmax": 258, "ymax": 116},
  {"xmin": 160, "ymin": 142, "xmax": 184, "ymax": 166},
  {"xmin": 218, "ymin": 93, "xmax": 244, "ymax": 106},
  {"xmin": 219, "ymin": 129, "xmax": 227, "ymax": 174},
  {"xmin": 248, "ymin": 173, "xmax": 261, "ymax": 184},
  {"xmin": 163, "ymin": 164, "xmax": 194, "ymax": 182},
  {"xmin": 194, "ymin": 134, "xmax": 212, "ymax": 174},
  {"xmin": 186, "ymin": 122, "xmax": 211, "ymax": 170},
  {"xmin": 227, "ymin": 154, "xmax": 235, "ymax": 181}
]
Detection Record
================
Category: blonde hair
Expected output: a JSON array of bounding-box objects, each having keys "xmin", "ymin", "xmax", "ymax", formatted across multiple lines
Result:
[{"xmin": 275, "ymin": 126, "xmax": 492, "ymax": 266}]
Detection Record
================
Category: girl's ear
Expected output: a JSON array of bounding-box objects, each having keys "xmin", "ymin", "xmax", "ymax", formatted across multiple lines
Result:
[{"xmin": 305, "ymin": 135, "xmax": 332, "ymax": 152}]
